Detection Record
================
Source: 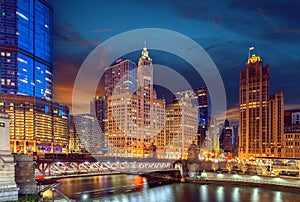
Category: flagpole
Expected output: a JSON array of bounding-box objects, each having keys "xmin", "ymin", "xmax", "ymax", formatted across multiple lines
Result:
[
  {"xmin": 248, "ymin": 48, "xmax": 250, "ymax": 58},
  {"xmin": 249, "ymin": 47, "xmax": 254, "ymax": 58}
]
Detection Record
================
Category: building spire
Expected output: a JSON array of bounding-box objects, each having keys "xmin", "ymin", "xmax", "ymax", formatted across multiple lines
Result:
[
  {"xmin": 246, "ymin": 46, "xmax": 262, "ymax": 64},
  {"xmin": 141, "ymin": 40, "xmax": 151, "ymax": 60}
]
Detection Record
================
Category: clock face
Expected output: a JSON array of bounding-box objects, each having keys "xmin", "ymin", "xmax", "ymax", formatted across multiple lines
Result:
[{"xmin": 144, "ymin": 68, "xmax": 150, "ymax": 75}]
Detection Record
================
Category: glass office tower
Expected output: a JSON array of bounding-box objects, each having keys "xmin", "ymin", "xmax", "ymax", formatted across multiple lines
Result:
[
  {"xmin": 0, "ymin": 0, "xmax": 70, "ymax": 154},
  {"xmin": 0, "ymin": 0, "xmax": 53, "ymax": 100}
]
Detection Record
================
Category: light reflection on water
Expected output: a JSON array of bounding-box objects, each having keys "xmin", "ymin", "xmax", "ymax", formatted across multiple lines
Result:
[
  {"xmin": 43, "ymin": 175, "xmax": 300, "ymax": 202},
  {"xmin": 232, "ymin": 187, "xmax": 240, "ymax": 202},
  {"xmin": 251, "ymin": 187, "xmax": 259, "ymax": 202},
  {"xmin": 216, "ymin": 186, "xmax": 224, "ymax": 202}
]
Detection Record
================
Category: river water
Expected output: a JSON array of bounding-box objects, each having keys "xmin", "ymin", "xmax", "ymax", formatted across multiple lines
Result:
[{"xmin": 43, "ymin": 174, "xmax": 300, "ymax": 201}]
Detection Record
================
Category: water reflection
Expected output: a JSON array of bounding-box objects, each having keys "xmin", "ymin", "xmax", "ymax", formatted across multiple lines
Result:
[
  {"xmin": 251, "ymin": 187, "xmax": 259, "ymax": 202},
  {"xmin": 43, "ymin": 175, "xmax": 300, "ymax": 202},
  {"xmin": 216, "ymin": 186, "xmax": 224, "ymax": 202},
  {"xmin": 232, "ymin": 187, "xmax": 240, "ymax": 202},
  {"xmin": 200, "ymin": 185, "xmax": 208, "ymax": 202},
  {"xmin": 274, "ymin": 191, "xmax": 282, "ymax": 202}
]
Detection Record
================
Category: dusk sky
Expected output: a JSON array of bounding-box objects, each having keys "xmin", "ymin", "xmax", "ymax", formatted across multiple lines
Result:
[{"xmin": 51, "ymin": 0, "xmax": 300, "ymax": 120}]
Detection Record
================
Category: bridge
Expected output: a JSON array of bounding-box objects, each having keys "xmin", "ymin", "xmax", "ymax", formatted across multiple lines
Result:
[{"xmin": 35, "ymin": 154, "xmax": 175, "ymax": 178}]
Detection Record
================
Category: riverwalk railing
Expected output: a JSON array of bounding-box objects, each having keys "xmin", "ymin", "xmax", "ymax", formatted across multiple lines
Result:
[
  {"xmin": 187, "ymin": 173, "xmax": 300, "ymax": 189},
  {"xmin": 39, "ymin": 182, "xmax": 75, "ymax": 202}
]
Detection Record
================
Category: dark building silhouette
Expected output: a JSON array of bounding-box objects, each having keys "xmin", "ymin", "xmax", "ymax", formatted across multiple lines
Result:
[
  {"xmin": 220, "ymin": 119, "xmax": 233, "ymax": 156},
  {"xmin": 90, "ymin": 96, "xmax": 106, "ymax": 133}
]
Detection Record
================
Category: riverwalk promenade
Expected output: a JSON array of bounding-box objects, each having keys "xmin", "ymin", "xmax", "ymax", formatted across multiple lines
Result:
[{"xmin": 186, "ymin": 172, "xmax": 300, "ymax": 192}]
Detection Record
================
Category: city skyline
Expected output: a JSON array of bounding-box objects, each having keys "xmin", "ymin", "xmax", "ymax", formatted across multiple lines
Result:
[
  {"xmin": 2, "ymin": 1, "xmax": 300, "ymax": 201},
  {"xmin": 51, "ymin": 0, "xmax": 300, "ymax": 121}
]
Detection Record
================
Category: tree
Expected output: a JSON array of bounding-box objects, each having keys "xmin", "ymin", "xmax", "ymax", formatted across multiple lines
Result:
[
  {"xmin": 240, "ymin": 164, "xmax": 248, "ymax": 174},
  {"xmin": 211, "ymin": 162, "xmax": 219, "ymax": 173},
  {"xmin": 226, "ymin": 161, "xmax": 234, "ymax": 173}
]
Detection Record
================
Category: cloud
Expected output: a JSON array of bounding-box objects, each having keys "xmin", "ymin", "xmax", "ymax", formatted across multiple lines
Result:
[
  {"xmin": 284, "ymin": 104, "xmax": 300, "ymax": 110},
  {"xmin": 257, "ymin": 8, "xmax": 300, "ymax": 34},
  {"xmin": 54, "ymin": 59, "xmax": 79, "ymax": 109},
  {"xmin": 54, "ymin": 23, "xmax": 100, "ymax": 46},
  {"xmin": 216, "ymin": 105, "xmax": 239, "ymax": 122},
  {"xmin": 51, "ymin": 1, "xmax": 300, "ymax": 110},
  {"xmin": 89, "ymin": 28, "xmax": 111, "ymax": 33}
]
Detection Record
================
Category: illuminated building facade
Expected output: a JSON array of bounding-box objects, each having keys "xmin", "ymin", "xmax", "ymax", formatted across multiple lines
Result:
[
  {"xmin": 283, "ymin": 109, "xmax": 300, "ymax": 158},
  {"xmin": 165, "ymin": 103, "xmax": 197, "ymax": 159},
  {"xmin": 0, "ymin": 94, "xmax": 69, "ymax": 154},
  {"xmin": 69, "ymin": 115, "xmax": 82, "ymax": 153},
  {"xmin": 0, "ymin": 0, "xmax": 53, "ymax": 99},
  {"xmin": 282, "ymin": 130, "xmax": 300, "ymax": 158},
  {"xmin": 239, "ymin": 52, "xmax": 284, "ymax": 159},
  {"xmin": 104, "ymin": 59, "xmax": 137, "ymax": 97},
  {"xmin": 71, "ymin": 114, "xmax": 105, "ymax": 154},
  {"xmin": 0, "ymin": 1, "xmax": 70, "ymax": 155},
  {"xmin": 239, "ymin": 54, "xmax": 270, "ymax": 159},
  {"xmin": 173, "ymin": 87, "xmax": 209, "ymax": 147},
  {"xmin": 269, "ymin": 91, "xmax": 284, "ymax": 157},
  {"xmin": 105, "ymin": 46, "xmax": 166, "ymax": 157},
  {"xmin": 204, "ymin": 116, "xmax": 220, "ymax": 156},
  {"xmin": 285, "ymin": 109, "xmax": 300, "ymax": 126}
]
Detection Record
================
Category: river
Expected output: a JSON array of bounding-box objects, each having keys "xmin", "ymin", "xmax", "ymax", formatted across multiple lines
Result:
[{"xmin": 42, "ymin": 174, "xmax": 300, "ymax": 201}]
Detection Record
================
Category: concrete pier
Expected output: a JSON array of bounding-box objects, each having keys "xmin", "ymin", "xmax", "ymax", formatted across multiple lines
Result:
[{"xmin": 0, "ymin": 113, "xmax": 18, "ymax": 201}]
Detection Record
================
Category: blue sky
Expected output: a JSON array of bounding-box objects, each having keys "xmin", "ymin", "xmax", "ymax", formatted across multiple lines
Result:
[{"xmin": 51, "ymin": 0, "xmax": 300, "ymax": 118}]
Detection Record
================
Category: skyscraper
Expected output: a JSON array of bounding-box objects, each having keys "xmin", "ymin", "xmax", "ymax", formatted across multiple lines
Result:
[
  {"xmin": 105, "ymin": 45, "xmax": 166, "ymax": 157},
  {"xmin": 239, "ymin": 53, "xmax": 270, "ymax": 159},
  {"xmin": 239, "ymin": 51, "xmax": 284, "ymax": 159},
  {"xmin": 71, "ymin": 114, "xmax": 105, "ymax": 154},
  {"xmin": 219, "ymin": 119, "xmax": 233, "ymax": 156},
  {"xmin": 173, "ymin": 87, "xmax": 209, "ymax": 147},
  {"xmin": 104, "ymin": 59, "xmax": 137, "ymax": 97},
  {"xmin": 0, "ymin": 0, "xmax": 69, "ymax": 154},
  {"xmin": 90, "ymin": 96, "xmax": 106, "ymax": 133},
  {"xmin": 0, "ymin": 0, "xmax": 53, "ymax": 99},
  {"xmin": 165, "ymin": 102, "xmax": 197, "ymax": 159}
]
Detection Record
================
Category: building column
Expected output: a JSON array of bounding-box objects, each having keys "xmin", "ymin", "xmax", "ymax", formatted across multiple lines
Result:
[
  {"xmin": 13, "ymin": 140, "xmax": 17, "ymax": 153},
  {"xmin": 23, "ymin": 141, "xmax": 27, "ymax": 154},
  {"xmin": 33, "ymin": 141, "xmax": 36, "ymax": 152}
]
